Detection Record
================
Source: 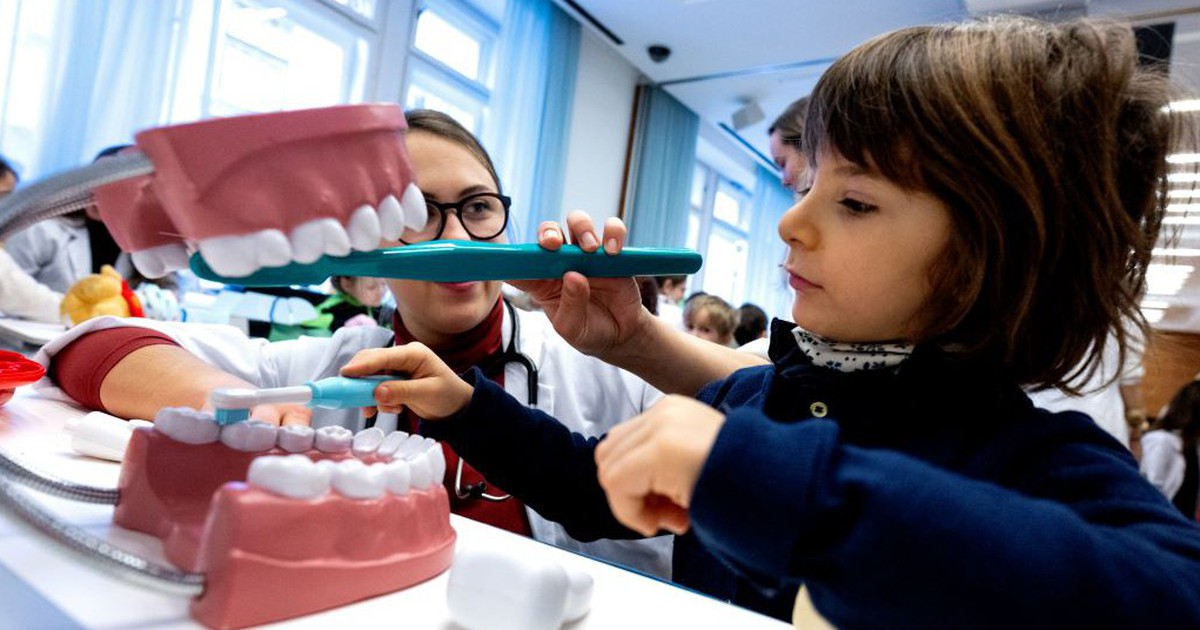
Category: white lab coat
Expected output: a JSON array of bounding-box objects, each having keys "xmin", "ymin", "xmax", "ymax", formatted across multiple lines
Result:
[
  {"xmin": 33, "ymin": 306, "xmax": 674, "ymax": 578},
  {"xmin": 0, "ymin": 246, "xmax": 62, "ymax": 322},
  {"xmin": 4, "ymin": 215, "xmax": 132, "ymax": 293}
]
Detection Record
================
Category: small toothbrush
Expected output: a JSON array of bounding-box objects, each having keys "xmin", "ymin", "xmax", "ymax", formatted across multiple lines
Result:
[
  {"xmin": 209, "ymin": 375, "xmax": 396, "ymax": 424},
  {"xmin": 189, "ymin": 241, "xmax": 702, "ymax": 286}
]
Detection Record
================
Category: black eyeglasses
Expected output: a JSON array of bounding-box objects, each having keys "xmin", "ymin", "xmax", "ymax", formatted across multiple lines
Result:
[{"xmin": 399, "ymin": 192, "xmax": 512, "ymax": 244}]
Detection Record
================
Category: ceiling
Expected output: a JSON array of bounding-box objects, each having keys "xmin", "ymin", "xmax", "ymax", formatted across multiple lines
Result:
[{"xmin": 553, "ymin": 0, "xmax": 1200, "ymax": 333}]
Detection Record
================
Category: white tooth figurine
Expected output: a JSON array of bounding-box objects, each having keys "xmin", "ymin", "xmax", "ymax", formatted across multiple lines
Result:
[
  {"xmin": 220, "ymin": 421, "xmax": 279, "ymax": 452},
  {"xmin": 314, "ymin": 425, "xmax": 353, "ymax": 453},
  {"xmin": 330, "ymin": 459, "xmax": 387, "ymax": 499},
  {"xmin": 277, "ymin": 424, "xmax": 316, "ymax": 453},
  {"xmin": 383, "ymin": 458, "xmax": 412, "ymax": 495},
  {"xmin": 247, "ymin": 454, "xmax": 330, "ymax": 499},
  {"xmin": 352, "ymin": 427, "xmax": 386, "ymax": 457},
  {"xmin": 154, "ymin": 407, "xmax": 221, "ymax": 444}
]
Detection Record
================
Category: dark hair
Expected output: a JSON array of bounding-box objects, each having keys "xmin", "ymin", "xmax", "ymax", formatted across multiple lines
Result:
[
  {"xmin": 734, "ymin": 302, "xmax": 768, "ymax": 346},
  {"xmin": 94, "ymin": 144, "xmax": 133, "ymax": 162},
  {"xmin": 0, "ymin": 154, "xmax": 18, "ymax": 182},
  {"xmin": 655, "ymin": 275, "xmax": 687, "ymax": 290},
  {"xmin": 1152, "ymin": 380, "xmax": 1200, "ymax": 451},
  {"xmin": 801, "ymin": 16, "xmax": 1187, "ymax": 391},
  {"xmin": 404, "ymin": 109, "xmax": 501, "ymax": 194},
  {"xmin": 768, "ymin": 96, "xmax": 809, "ymax": 149},
  {"xmin": 636, "ymin": 277, "xmax": 659, "ymax": 315}
]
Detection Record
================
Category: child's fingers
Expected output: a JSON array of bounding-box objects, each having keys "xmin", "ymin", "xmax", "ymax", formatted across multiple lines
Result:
[
  {"xmin": 340, "ymin": 344, "xmax": 431, "ymax": 377},
  {"xmin": 536, "ymin": 221, "xmax": 566, "ymax": 250},
  {"xmin": 601, "ymin": 217, "xmax": 627, "ymax": 255},
  {"xmin": 564, "ymin": 211, "xmax": 601, "ymax": 252}
]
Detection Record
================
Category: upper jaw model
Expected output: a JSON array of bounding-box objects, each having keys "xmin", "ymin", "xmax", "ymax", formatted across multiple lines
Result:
[
  {"xmin": 117, "ymin": 407, "xmax": 455, "ymax": 629},
  {"xmin": 87, "ymin": 104, "xmax": 428, "ymax": 279}
]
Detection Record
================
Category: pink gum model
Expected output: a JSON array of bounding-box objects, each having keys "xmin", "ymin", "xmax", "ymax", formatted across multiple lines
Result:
[
  {"xmin": 92, "ymin": 104, "xmax": 414, "ymax": 252},
  {"xmin": 115, "ymin": 427, "xmax": 455, "ymax": 629}
]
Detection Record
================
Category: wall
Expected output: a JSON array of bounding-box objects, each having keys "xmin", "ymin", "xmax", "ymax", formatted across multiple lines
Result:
[
  {"xmin": 558, "ymin": 28, "xmax": 641, "ymax": 224},
  {"xmin": 1143, "ymin": 330, "xmax": 1200, "ymax": 417}
]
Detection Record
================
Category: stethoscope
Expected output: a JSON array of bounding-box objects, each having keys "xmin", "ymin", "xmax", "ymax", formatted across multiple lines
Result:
[{"xmin": 455, "ymin": 298, "xmax": 538, "ymax": 502}]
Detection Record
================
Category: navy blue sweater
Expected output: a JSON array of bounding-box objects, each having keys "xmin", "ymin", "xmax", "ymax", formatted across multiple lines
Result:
[{"xmin": 424, "ymin": 323, "xmax": 1200, "ymax": 627}]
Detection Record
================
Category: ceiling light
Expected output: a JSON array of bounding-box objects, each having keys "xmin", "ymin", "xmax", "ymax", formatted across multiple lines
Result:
[
  {"xmin": 1168, "ymin": 189, "xmax": 1200, "ymax": 198},
  {"xmin": 1146, "ymin": 263, "xmax": 1194, "ymax": 296},
  {"xmin": 1166, "ymin": 203, "xmax": 1200, "ymax": 213},
  {"xmin": 1164, "ymin": 216, "xmax": 1200, "ymax": 225},
  {"xmin": 1154, "ymin": 248, "xmax": 1200, "ymax": 258},
  {"xmin": 1165, "ymin": 100, "xmax": 1200, "ymax": 113},
  {"xmin": 1169, "ymin": 153, "xmax": 1200, "ymax": 163},
  {"xmin": 1168, "ymin": 173, "xmax": 1200, "ymax": 183}
]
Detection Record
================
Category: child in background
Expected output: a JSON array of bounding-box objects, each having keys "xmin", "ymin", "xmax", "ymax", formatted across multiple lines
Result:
[
  {"xmin": 683, "ymin": 294, "xmax": 737, "ymax": 347},
  {"xmin": 270, "ymin": 275, "xmax": 389, "ymax": 340},
  {"xmin": 342, "ymin": 16, "xmax": 1200, "ymax": 625}
]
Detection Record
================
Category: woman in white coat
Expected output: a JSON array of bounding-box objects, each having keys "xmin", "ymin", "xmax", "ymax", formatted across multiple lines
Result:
[
  {"xmin": 1141, "ymin": 379, "xmax": 1200, "ymax": 520},
  {"xmin": 36, "ymin": 109, "xmax": 672, "ymax": 578}
]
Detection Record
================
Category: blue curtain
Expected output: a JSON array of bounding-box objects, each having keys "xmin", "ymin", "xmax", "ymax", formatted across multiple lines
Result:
[
  {"xmin": 626, "ymin": 86, "xmax": 698, "ymax": 248},
  {"xmin": 35, "ymin": 0, "xmax": 186, "ymax": 178},
  {"xmin": 744, "ymin": 164, "xmax": 795, "ymax": 322},
  {"xmin": 484, "ymin": 0, "xmax": 580, "ymax": 244}
]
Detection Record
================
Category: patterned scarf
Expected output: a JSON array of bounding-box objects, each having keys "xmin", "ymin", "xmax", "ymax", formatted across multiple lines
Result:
[{"xmin": 792, "ymin": 327, "xmax": 914, "ymax": 372}]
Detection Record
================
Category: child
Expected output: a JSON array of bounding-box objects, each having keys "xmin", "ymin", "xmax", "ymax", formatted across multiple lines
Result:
[
  {"xmin": 344, "ymin": 16, "xmax": 1200, "ymax": 626},
  {"xmin": 683, "ymin": 294, "xmax": 737, "ymax": 347}
]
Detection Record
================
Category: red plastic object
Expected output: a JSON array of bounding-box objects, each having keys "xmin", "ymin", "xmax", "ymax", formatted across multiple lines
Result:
[{"xmin": 0, "ymin": 351, "xmax": 45, "ymax": 406}]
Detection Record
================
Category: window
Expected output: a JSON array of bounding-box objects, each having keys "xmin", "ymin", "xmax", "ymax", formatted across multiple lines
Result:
[
  {"xmin": 404, "ymin": 0, "xmax": 502, "ymax": 137},
  {"xmin": 687, "ymin": 162, "xmax": 753, "ymax": 304},
  {"xmin": 175, "ymin": 0, "xmax": 372, "ymax": 120}
]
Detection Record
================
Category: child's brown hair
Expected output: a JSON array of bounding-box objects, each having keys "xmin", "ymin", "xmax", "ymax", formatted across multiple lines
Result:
[{"xmin": 802, "ymin": 16, "xmax": 1190, "ymax": 391}]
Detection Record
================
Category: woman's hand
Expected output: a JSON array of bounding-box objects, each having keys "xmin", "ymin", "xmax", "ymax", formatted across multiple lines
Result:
[
  {"xmin": 246, "ymin": 403, "xmax": 313, "ymax": 426},
  {"xmin": 509, "ymin": 211, "xmax": 651, "ymax": 358},
  {"xmin": 594, "ymin": 395, "xmax": 725, "ymax": 537},
  {"xmin": 340, "ymin": 343, "xmax": 473, "ymax": 420}
]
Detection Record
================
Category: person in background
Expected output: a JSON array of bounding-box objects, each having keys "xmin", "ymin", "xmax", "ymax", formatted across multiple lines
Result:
[
  {"xmin": 4, "ymin": 146, "xmax": 132, "ymax": 292},
  {"xmin": 269, "ymin": 275, "xmax": 389, "ymax": 341},
  {"xmin": 683, "ymin": 294, "xmax": 737, "ymax": 347},
  {"xmin": 37, "ymin": 109, "xmax": 673, "ymax": 580},
  {"xmin": 733, "ymin": 302, "xmax": 770, "ymax": 360},
  {"xmin": 733, "ymin": 302, "xmax": 767, "ymax": 347},
  {"xmin": 347, "ymin": 16, "xmax": 1200, "ymax": 626},
  {"xmin": 768, "ymin": 96, "xmax": 809, "ymax": 192},
  {"xmin": 654, "ymin": 274, "xmax": 686, "ymax": 329},
  {"xmin": 0, "ymin": 154, "xmax": 16, "ymax": 198},
  {"xmin": 0, "ymin": 156, "xmax": 64, "ymax": 323},
  {"xmin": 1141, "ymin": 378, "xmax": 1200, "ymax": 520}
]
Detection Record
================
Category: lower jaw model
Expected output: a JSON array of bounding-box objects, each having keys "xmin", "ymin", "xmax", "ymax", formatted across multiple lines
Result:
[{"xmin": 116, "ymin": 407, "xmax": 455, "ymax": 629}]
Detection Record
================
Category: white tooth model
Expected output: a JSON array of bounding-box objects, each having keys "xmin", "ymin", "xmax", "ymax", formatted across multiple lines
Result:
[{"xmin": 114, "ymin": 405, "xmax": 456, "ymax": 629}]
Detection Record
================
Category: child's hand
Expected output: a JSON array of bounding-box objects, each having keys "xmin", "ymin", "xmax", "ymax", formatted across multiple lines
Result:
[
  {"xmin": 509, "ymin": 211, "xmax": 647, "ymax": 358},
  {"xmin": 595, "ymin": 395, "xmax": 725, "ymax": 537},
  {"xmin": 340, "ymin": 343, "xmax": 473, "ymax": 420}
]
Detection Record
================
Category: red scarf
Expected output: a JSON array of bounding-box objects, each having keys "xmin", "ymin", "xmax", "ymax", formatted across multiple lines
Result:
[{"xmin": 393, "ymin": 299, "xmax": 532, "ymax": 536}]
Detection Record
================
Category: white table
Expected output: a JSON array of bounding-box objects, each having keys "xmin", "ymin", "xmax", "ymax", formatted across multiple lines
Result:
[{"xmin": 0, "ymin": 389, "xmax": 790, "ymax": 629}]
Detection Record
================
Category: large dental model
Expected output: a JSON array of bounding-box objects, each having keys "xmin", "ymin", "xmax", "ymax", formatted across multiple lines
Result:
[{"xmin": 119, "ymin": 408, "xmax": 455, "ymax": 628}]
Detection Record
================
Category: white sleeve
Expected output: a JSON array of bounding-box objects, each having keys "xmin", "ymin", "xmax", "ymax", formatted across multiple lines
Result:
[
  {"xmin": 1140, "ymin": 430, "xmax": 1185, "ymax": 500},
  {"xmin": 0, "ymin": 247, "xmax": 63, "ymax": 323}
]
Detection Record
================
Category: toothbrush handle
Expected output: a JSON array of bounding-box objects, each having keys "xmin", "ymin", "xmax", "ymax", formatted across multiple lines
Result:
[
  {"xmin": 190, "ymin": 241, "xmax": 702, "ymax": 286},
  {"xmin": 306, "ymin": 375, "xmax": 396, "ymax": 409}
]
